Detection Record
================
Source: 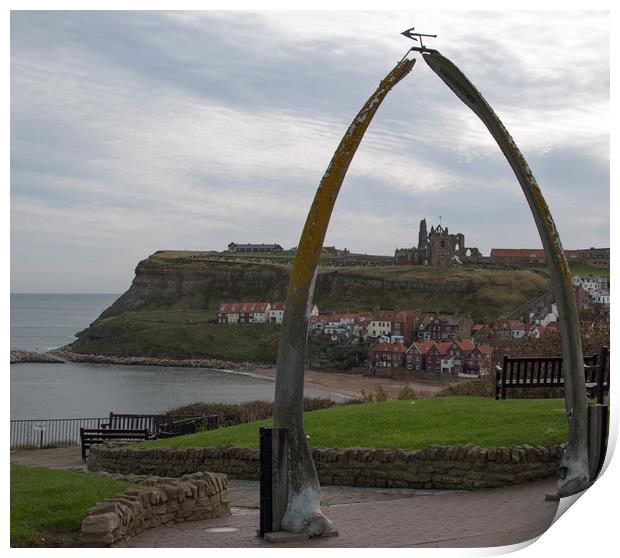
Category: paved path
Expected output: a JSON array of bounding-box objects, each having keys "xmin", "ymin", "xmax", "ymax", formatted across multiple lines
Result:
[
  {"xmin": 10, "ymin": 446, "xmax": 85, "ymax": 471},
  {"xmin": 226, "ymin": 479, "xmax": 459, "ymax": 509},
  {"xmin": 10, "ymin": 447, "xmax": 559, "ymax": 548},
  {"xmin": 129, "ymin": 478, "xmax": 558, "ymax": 548}
]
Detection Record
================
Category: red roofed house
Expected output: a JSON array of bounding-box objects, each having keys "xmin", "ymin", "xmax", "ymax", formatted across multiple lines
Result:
[
  {"xmin": 415, "ymin": 313, "xmax": 473, "ymax": 342},
  {"xmin": 391, "ymin": 310, "xmax": 419, "ymax": 345},
  {"xmin": 406, "ymin": 340, "xmax": 434, "ymax": 371},
  {"xmin": 217, "ymin": 302, "xmax": 272, "ymax": 324},
  {"xmin": 426, "ymin": 341, "xmax": 453, "ymax": 373},
  {"xmin": 269, "ymin": 302, "xmax": 318, "ymax": 324},
  {"xmin": 269, "ymin": 302, "xmax": 286, "ymax": 324},
  {"xmin": 464, "ymin": 345, "xmax": 493, "ymax": 376},
  {"xmin": 524, "ymin": 323, "xmax": 545, "ymax": 339},
  {"xmin": 494, "ymin": 319, "xmax": 526, "ymax": 340},
  {"xmin": 444, "ymin": 340, "xmax": 476, "ymax": 375},
  {"xmin": 371, "ymin": 343, "xmax": 407, "ymax": 369}
]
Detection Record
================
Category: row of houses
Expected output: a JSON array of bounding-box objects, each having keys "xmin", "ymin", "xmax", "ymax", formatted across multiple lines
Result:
[
  {"xmin": 371, "ymin": 339, "xmax": 493, "ymax": 376},
  {"xmin": 217, "ymin": 302, "xmax": 319, "ymax": 324},
  {"xmin": 217, "ymin": 304, "xmax": 475, "ymax": 339},
  {"xmin": 227, "ymin": 243, "xmax": 284, "ymax": 253},
  {"xmin": 572, "ymin": 275, "xmax": 610, "ymax": 311},
  {"xmin": 489, "ymin": 248, "xmax": 609, "ymax": 267},
  {"xmin": 310, "ymin": 310, "xmax": 474, "ymax": 345},
  {"xmin": 489, "ymin": 319, "xmax": 559, "ymax": 340}
]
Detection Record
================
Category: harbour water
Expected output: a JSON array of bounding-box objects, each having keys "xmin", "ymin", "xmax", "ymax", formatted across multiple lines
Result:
[{"xmin": 10, "ymin": 294, "xmax": 333, "ymax": 420}]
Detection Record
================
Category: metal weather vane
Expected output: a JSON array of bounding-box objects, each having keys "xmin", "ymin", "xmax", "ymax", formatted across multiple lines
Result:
[{"xmin": 400, "ymin": 26, "xmax": 438, "ymax": 52}]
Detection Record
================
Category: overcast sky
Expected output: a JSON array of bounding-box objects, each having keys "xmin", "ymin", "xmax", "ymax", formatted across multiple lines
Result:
[{"xmin": 10, "ymin": 10, "xmax": 609, "ymax": 293}]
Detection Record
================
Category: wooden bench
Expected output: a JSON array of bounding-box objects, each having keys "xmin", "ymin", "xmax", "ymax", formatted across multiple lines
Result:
[
  {"xmin": 158, "ymin": 415, "xmax": 219, "ymax": 438},
  {"xmin": 495, "ymin": 346, "xmax": 609, "ymax": 401},
  {"xmin": 102, "ymin": 412, "xmax": 221, "ymax": 435},
  {"xmin": 80, "ymin": 428, "xmax": 154, "ymax": 461},
  {"xmin": 101, "ymin": 413, "xmax": 166, "ymax": 433}
]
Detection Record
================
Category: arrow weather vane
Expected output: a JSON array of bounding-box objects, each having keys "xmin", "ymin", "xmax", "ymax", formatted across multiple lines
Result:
[{"xmin": 400, "ymin": 27, "xmax": 437, "ymax": 53}]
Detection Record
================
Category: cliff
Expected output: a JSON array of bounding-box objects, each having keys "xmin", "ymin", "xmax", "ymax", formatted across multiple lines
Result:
[
  {"xmin": 99, "ymin": 253, "xmax": 290, "ymax": 319},
  {"xmin": 69, "ymin": 251, "xmax": 549, "ymax": 362}
]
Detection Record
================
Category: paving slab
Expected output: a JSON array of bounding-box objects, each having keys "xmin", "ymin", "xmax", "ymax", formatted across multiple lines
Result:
[
  {"xmin": 10, "ymin": 446, "xmax": 85, "ymax": 471},
  {"xmin": 128, "ymin": 478, "xmax": 559, "ymax": 548},
  {"xmin": 228, "ymin": 479, "xmax": 455, "ymax": 509}
]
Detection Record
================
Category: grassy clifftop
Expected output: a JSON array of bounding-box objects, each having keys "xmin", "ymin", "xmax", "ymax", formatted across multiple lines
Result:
[{"xmin": 69, "ymin": 252, "xmax": 552, "ymax": 361}]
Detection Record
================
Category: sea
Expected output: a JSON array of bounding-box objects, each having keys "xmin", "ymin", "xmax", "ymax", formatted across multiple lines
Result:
[{"xmin": 10, "ymin": 293, "xmax": 333, "ymax": 420}]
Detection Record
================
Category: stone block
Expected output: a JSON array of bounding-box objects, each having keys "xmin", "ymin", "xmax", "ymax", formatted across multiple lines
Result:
[
  {"xmin": 88, "ymin": 502, "xmax": 119, "ymax": 516},
  {"xmin": 456, "ymin": 446, "xmax": 469, "ymax": 460},
  {"xmin": 81, "ymin": 512, "xmax": 119, "ymax": 534},
  {"xmin": 264, "ymin": 531, "xmax": 310, "ymax": 544},
  {"xmin": 403, "ymin": 472, "xmax": 419, "ymax": 483},
  {"xmin": 487, "ymin": 472, "xmax": 516, "ymax": 483},
  {"xmin": 465, "ymin": 446, "xmax": 480, "ymax": 462}
]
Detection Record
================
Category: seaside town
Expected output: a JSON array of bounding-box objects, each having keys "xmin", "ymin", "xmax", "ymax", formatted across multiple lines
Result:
[
  {"xmin": 216, "ymin": 269, "xmax": 610, "ymax": 379},
  {"xmin": 216, "ymin": 222, "xmax": 610, "ymax": 379}
]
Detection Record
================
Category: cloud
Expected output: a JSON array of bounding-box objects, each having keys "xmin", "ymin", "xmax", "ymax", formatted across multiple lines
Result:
[{"xmin": 10, "ymin": 10, "xmax": 609, "ymax": 293}]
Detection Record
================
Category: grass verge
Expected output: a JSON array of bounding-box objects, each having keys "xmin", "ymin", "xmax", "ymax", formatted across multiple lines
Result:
[
  {"xmin": 142, "ymin": 396, "xmax": 568, "ymax": 451},
  {"xmin": 10, "ymin": 465, "xmax": 139, "ymax": 547},
  {"xmin": 71, "ymin": 316, "xmax": 281, "ymax": 362}
]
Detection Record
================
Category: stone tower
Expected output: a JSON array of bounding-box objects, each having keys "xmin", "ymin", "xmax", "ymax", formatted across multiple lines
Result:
[
  {"xmin": 429, "ymin": 224, "xmax": 454, "ymax": 267},
  {"xmin": 418, "ymin": 218, "xmax": 429, "ymax": 249}
]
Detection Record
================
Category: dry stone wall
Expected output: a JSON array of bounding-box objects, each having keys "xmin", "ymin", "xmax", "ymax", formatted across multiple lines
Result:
[
  {"xmin": 79, "ymin": 471, "xmax": 229, "ymax": 547},
  {"xmin": 88, "ymin": 442, "xmax": 563, "ymax": 490}
]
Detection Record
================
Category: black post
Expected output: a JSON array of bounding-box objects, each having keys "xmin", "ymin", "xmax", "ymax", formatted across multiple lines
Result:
[{"xmin": 259, "ymin": 427, "xmax": 289, "ymax": 537}]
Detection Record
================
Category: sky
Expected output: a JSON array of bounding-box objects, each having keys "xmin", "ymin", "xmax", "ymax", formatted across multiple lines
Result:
[{"xmin": 10, "ymin": 9, "xmax": 610, "ymax": 293}]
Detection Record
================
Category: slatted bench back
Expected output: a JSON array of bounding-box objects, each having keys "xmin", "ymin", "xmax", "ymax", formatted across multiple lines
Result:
[
  {"xmin": 80, "ymin": 428, "xmax": 151, "ymax": 460},
  {"xmin": 106, "ymin": 413, "xmax": 165, "ymax": 432},
  {"xmin": 496, "ymin": 349, "xmax": 609, "ymax": 400}
]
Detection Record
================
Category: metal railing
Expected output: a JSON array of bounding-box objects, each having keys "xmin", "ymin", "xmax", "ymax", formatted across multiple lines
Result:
[
  {"xmin": 10, "ymin": 417, "xmax": 108, "ymax": 449},
  {"xmin": 10, "ymin": 414, "xmax": 222, "ymax": 449}
]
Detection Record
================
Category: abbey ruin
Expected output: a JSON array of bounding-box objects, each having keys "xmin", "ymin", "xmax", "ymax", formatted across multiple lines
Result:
[{"xmin": 395, "ymin": 219, "xmax": 482, "ymax": 267}]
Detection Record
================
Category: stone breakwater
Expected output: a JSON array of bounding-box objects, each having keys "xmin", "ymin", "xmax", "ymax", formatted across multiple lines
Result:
[
  {"xmin": 79, "ymin": 470, "xmax": 229, "ymax": 547},
  {"xmin": 50, "ymin": 349, "xmax": 270, "ymax": 372},
  {"xmin": 88, "ymin": 443, "xmax": 563, "ymax": 491},
  {"xmin": 10, "ymin": 350, "xmax": 66, "ymax": 364}
]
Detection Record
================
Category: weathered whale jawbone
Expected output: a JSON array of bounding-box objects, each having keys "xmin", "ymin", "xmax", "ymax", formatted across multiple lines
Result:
[
  {"xmin": 281, "ymin": 485, "xmax": 331, "ymax": 536},
  {"xmin": 422, "ymin": 50, "xmax": 589, "ymax": 497},
  {"xmin": 274, "ymin": 57, "xmax": 416, "ymax": 535}
]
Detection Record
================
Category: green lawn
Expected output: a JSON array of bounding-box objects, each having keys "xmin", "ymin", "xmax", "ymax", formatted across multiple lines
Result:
[
  {"xmin": 10, "ymin": 465, "xmax": 139, "ymax": 547},
  {"xmin": 527, "ymin": 263, "xmax": 609, "ymax": 278},
  {"xmin": 71, "ymin": 315, "xmax": 281, "ymax": 362},
  {"xmin": 142, "ymin": 396, "xmax": 568, "ymax": 451}
]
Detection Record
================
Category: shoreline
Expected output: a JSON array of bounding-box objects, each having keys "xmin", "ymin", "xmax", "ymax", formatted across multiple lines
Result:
[
  {"xmin": 46, "ymin": 349, "xmax": 271, "ymax": 372},
  {"xmin": 13, "ymin": 349, "xmax": 452, "ymax": 400}
]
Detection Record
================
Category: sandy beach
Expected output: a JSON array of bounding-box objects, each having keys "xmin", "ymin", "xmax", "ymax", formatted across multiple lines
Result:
[
  {"xmin": 253, "ymin": 367, "xmax": 451, "ymax": 400},
  {"xmin": 20, "ymin": 349, "xmax": 453, "ymax": 401}
]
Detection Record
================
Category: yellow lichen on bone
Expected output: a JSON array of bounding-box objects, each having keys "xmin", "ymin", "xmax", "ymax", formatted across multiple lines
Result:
[{"xmin": 287, "ymin": 58, "xmax": 415, "ymax": 301}]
